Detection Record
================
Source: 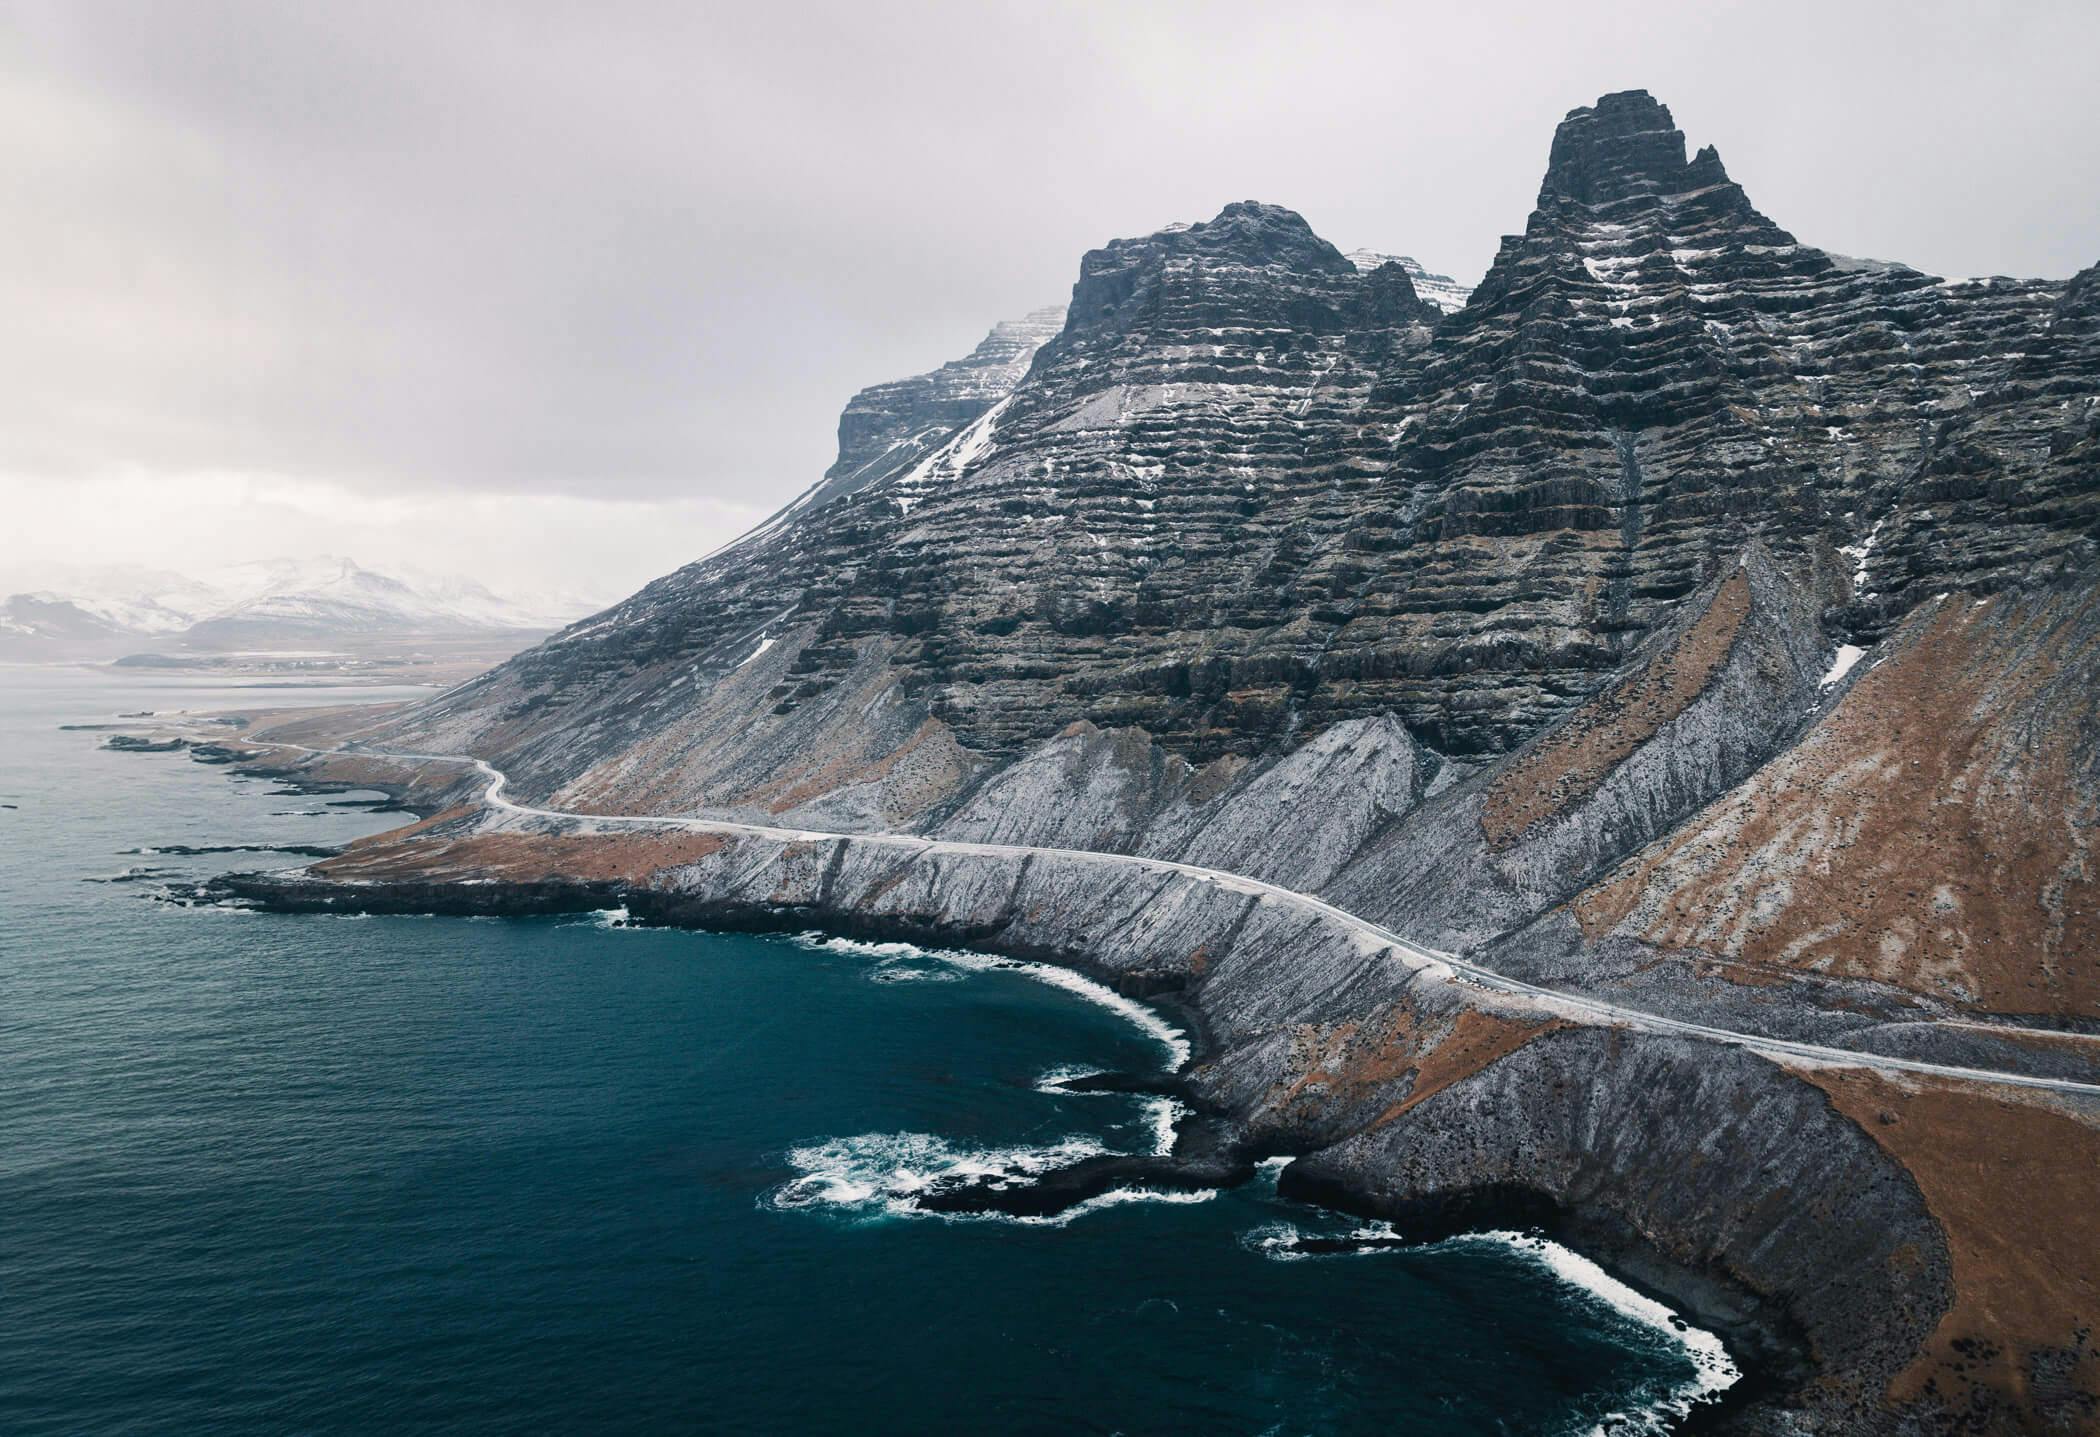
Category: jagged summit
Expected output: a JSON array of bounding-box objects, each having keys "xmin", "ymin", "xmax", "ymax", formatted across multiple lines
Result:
[
  {"xmin": 1171, "ymin": 200, "xmax": 1355, "ymax": 269},
  {"xmin": 1538, "ymin": 90, "xmax": 1729, "ymax": 207},
  {"xmin": 1062, "ymin": 201, "xmax": 1365, "ymax": 341}
]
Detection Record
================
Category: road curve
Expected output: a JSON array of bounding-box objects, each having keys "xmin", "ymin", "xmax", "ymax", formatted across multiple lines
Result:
[{"xmin": 265, "ymin": 738, "xmax": 2100, "ymax": 1099}]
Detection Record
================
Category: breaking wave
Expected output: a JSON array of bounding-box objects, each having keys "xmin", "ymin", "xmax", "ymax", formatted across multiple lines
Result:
[
  {"xmin": 789, "ymin": 932, "xmax": 1189, "ymax": 1068},
  {"xmin": 1241, "ymin": 1215, "xmax": 1739, "ymax": 1432},
  {"xmin": 767, "ymin": 1131, "xmax": 1215, "ymax": 1227},
  {"xmin": 1138, "ymin": 1095, "xmax": 1184, "ymax": 1156},
  {"xmin": 1456, "ymin": 1230, "xmax": 1738, "ymax": 1434},
  {"xmin": 769, "ymin": 934, "xmax": 1201, "ymax": 1224},
  {"xmin": 1033, "ymin": 1063, "xmax": 1107, "ymax": 1092}
]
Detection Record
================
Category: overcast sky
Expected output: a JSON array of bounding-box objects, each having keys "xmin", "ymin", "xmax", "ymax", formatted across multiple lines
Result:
[{"xmin": 3, "ymin": 0, "xmax": 2096, "ymax": 600}]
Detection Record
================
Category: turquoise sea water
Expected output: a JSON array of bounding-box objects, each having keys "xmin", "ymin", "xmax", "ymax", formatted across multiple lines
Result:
[{"xmin": 0, "ymin": 666, "xmax": 1730, "ymax": 1434}]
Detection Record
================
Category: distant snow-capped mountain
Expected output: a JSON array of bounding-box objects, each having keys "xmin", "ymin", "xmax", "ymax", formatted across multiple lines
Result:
[{"xmin": 0, "ymin": 556, "xmax": 598, "ymax": 656}]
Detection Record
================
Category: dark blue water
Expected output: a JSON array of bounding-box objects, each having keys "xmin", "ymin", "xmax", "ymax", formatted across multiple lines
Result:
[{"xmin": 0, "ymin": 667, "xmax": 1731, "ymax": 1434}]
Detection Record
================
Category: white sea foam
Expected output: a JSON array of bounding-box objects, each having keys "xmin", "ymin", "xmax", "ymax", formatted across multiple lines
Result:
[
  {"xmin": 1239, "ymin": 1220, "xmax": 1737, "ymax": 1430},
  {"xmin": 864, "ymin": 963, "xmax": 964, "ymax": 984},
  {"xmin": 771, "ymin": 1131, "xmax": 1101, "ymax": 1218},
  {"xmin": 925, "ymin": 947, "xmax": 1190, "ymax": 1068},
  {"xmin": 769, "ymin": 935, "xmax": 1204, "ymax": 1226},
  {"xmin": 791, "ymin": 931, "xmax": 1190, "ymax": 1069},
  {"xmin": 792, "ymin": 933, "xmax": 965, "ymax": 983},
  {"xmin": 770, "ymin": 1129, "xmax": 1217, "ymax": 1228},
  {"xmin": 592, "ymin": 905, "xmax": 633, "ymax": 929},
  {"xmin": 1139, "ymin": 1096, "xmax": 1185, "ymax": 1156},
  {"xmin": 1240, "ymin": 1217, "xmax": 1400, "ymax": 1261},
  {"xmin": 1455, "ymin": 1231, "xmax": 1739, "ymax": 1432},
  {"xmin": 1032, "ymin": 1072, "xmax": 1184, "ymax": 1155},
  {"xmin": 774, "ymin": 1130, "xmax": 1106, "ymax": 1210},
  {"xmin": 790, "ymin": 932, "xmax": 932, "ymax": 962},
  {"xmin": 1034, "ymin": 1062, "xmax": 1104, "ymax": 1088},
  {"xmin": 1040, "ymin": 1186, "xmax": 1216, "ymax": 1224}
]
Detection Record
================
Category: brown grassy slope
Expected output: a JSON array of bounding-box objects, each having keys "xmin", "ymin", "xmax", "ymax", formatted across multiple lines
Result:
[
  {"xmin": 1803, "ymin": 1068, "xmax": 2100, "ymax": 1430},
  {"xmin": 1481, "ymin": 569, "xmax": 1753, "ymax": 847},
  {"xmin": 1259, "ymin": 1001, "xmax": 1567, "ymax": 1135},
  {"xmin": 1575, "ymin": 587, "xmax": 2100, "ymax": 1018},
  {"xmin": 241, "ymin": 704, "xmax": 408, "ymax": 746},
  {"xmin": 317, "ymin": 828, "xmax": 727, "ymax": 884}
]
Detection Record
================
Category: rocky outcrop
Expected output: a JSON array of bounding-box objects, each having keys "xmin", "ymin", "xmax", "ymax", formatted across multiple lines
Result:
[
  {"xmin": 1573, "ymin": 583, "xmax": 2100, "ymax": 1019},
  {"xmin": 936, "ymin": 711, "xmax": 1424, "ymax": 890},
  {"xmin": 1286, "ymin": 1030, "xmax": 1951, "ymax": 1428},
  {"xmin": 1343, "ymin": 249, "xmax": 1474, "ymax": 313},
  {"xmin": 1321, "ymin": 541, "xmax": 1828, "ymax": 948}
]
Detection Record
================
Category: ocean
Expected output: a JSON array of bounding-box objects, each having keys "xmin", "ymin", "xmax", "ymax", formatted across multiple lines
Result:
[{"xmin": 0, "ymin": 665, "xmax": 1732, "ymax": 1434}]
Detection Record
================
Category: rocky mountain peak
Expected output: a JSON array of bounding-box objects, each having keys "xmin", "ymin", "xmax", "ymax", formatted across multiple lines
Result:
[
  {"xmin": 1064, "ymin": 201, "xmax": 1362, "ymax": 341},
  {"xmin": 1355, "ymin": 258, "xmax": 1428, "ymax": 325},
  {"xmin": 1540, "ymin": 89, "xmax": 1713, "ymax": 208},
  {"xmin": 780, "ymin": 304, "xmax": 1067, "ymax": 521},
  {"xmin": 1184, "ymin": 200, "xmax": 1355, "ymax": 270}
]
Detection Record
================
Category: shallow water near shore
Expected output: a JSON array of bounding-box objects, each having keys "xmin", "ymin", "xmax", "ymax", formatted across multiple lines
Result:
[{"xmin": 1, "ymin": 667, "xmax": 1732, "ymax": 1434}]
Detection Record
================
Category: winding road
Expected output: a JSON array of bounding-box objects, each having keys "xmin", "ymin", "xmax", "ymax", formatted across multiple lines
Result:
[{"xmin": 263, "ymin": 737, "xmax": 2100, "ymax": 1099}]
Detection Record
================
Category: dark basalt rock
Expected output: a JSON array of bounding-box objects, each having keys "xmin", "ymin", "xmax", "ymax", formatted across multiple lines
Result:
[
  {"xmin": 915, "ymin": 1112, "xmax": 1254, "ymax": 1218},
  {"xmin": 126, "ymin": 842, "xmax": 341, "ymax": 859}
]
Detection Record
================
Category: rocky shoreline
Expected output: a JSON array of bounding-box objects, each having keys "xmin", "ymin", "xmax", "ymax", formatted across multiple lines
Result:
[
  {"xmin": 211, "ymin": 859, "xmax": 1797, "ymax": 1427},
  {"xmin": 53, "ymin": 659, "xmax": 2066, "ymax": 1435},
  {"xmin": 105, "ymin": 636, "xmax": 2099, "ymax": 1437},
  {"xmin": 202, "ymin": 767, "xmax": 1863, "ymax": 1435}
]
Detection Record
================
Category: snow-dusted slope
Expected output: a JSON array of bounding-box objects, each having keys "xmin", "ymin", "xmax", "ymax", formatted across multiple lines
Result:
[
  {"xmin": 713, "ymin": 304, "xmax": 1068, "ymax": 559},
  {"xmin": 0, "ymin": 563, "xmax": 229, "ymax": 636}
]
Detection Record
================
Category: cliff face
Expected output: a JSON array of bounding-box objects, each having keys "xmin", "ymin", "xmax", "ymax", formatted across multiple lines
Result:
[
  {"xmin": 269, "ymin": 89, "xmax": 2100, "ymax": 1433},
  {"xmin": 808, "ymin": 305, "xmax": 1068, "ymax": 516}
]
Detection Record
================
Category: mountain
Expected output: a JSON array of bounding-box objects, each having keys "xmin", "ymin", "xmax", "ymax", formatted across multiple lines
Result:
[
  {"xmin": 0, "ymin": 592, "xmax": 138, "ymax": 644},
  {"xmin": 178, "ymin": 557, "xmax": 560, "ymax": 646},
  {"xmin": 0, "ymin": 563, "xmax": 229, "ymax": 643},
  {"xmin": 235, "ymin": 91, "xmax": 2100, "ymax": 1433},
  {"xmin": 394, "ymin": 91, "xmax": 2093, "ymax": 796},
  {"xmin": 0, "ymin": 556, "xmax": 592, "ymax": 658}
]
